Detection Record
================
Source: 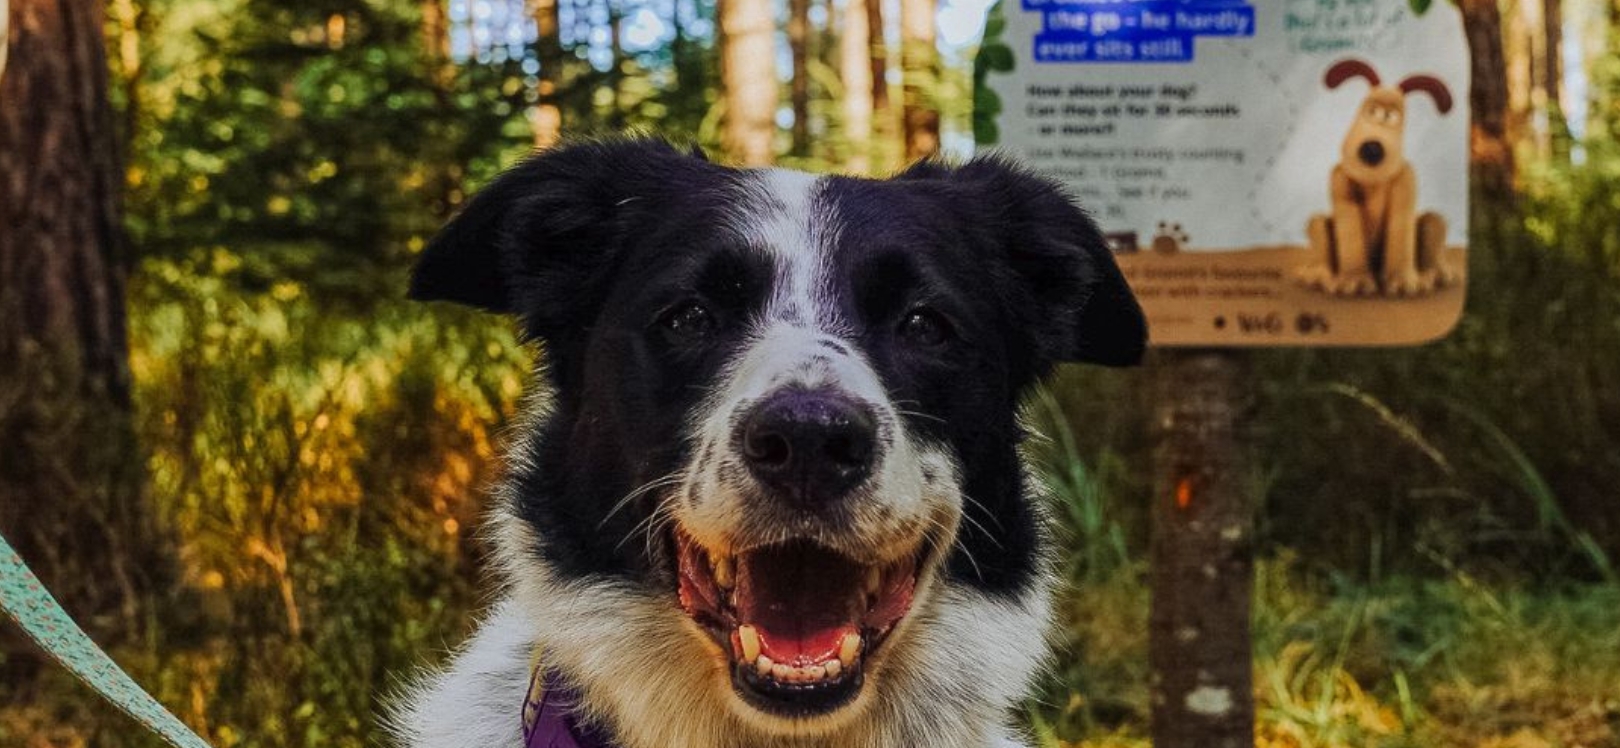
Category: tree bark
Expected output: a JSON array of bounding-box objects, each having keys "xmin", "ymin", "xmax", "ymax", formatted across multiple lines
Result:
[
  {"xmin": 607, "ymin": 1, "xmax": 627, "ymax": 130},
  {"xmin": 1, "ymin": 0, "xmax": 9, "ymax": 78},
  {"xmin": 867, "ymin": 0, "xmax": 894, "ymax": 166},
  {"xmin": 1542, "ymin": 0, "xmax": 1569, "ymax": 161},
  {"xmin": 1149, "ymin": 351, "xmax": 1256, "ymax": 748},
  {"xmin": 422, "ymin": 0, "xmax": 462, "ymax": 216},
  {"xmin": 788, "ymin": 0, "xmax": 811, "ymax": 157},
  {"xmin": 0, "ymin": 0, "xmax": 163, "ymax": 644},
  {"xmin": 531, "ymin": 0, "xmax": 564, "ymax": 148},
  {"xmin": 719, "ymin": 0, "xmax": 777, "ymax": 165},
  {"xmin": 1458, "ymin": 0, "xmax": 1516, "ymax": 207},
  {"xmin": 841, "ymin": 0, "xmax": 874, "ymax": 173},
  {"xmin": 899, "ymin": 0, "xmax": 938, "ymax": 160}
]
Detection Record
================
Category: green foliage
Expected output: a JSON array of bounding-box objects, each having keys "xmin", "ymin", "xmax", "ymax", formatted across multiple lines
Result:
[
  {"xmin": 972, "ymin": 1, "xmax": 1012, "ymax": 146},
  {"xmin": 1028, "ymin": 555, "xmax": 1620, "ymax": 748},
  {"xmin": 114, "ymin": 252, "xmax": 526, "ymax": 747},
  {"xmin": 125, "ymin": 0, "xmax": 533, "ymax": 304}
]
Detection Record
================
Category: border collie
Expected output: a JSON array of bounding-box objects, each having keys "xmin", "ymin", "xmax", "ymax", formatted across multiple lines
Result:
[{"xmin": 394, "ymin": 139, "xmax": 1145, "ymax": 748}]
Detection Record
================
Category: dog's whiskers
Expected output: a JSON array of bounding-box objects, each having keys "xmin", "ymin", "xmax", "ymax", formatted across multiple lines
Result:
[
  {"xmin": 957, "ymin": 494, "xmax": 1006, "ymax": 548},
  {"xmin": 921, "ymin": 514, "xmax": 986, "ymax": 583},
  {"xmin": 598, "ymin": 473, "xmax": 686, "ymax": 530}
]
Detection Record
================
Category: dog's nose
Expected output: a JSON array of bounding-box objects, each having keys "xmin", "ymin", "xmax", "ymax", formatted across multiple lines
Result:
[
  {"xmin": 740, "ymin": 389, "xmax": 878, "ymax": 508},
  {"xmin": 1358, "ymin": 140, "xmax": 1385, "ymax": 166}
]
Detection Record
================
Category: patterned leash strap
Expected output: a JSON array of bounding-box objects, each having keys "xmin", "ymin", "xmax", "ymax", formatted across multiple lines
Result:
[{"xmin": 0, "ymin": 533, "xmax": 214, "ymax": 748}]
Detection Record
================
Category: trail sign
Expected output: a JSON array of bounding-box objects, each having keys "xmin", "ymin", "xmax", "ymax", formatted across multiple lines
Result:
[{"xmin": 975, "ymin": 0, "xmax": 1472, "ymax": 346}]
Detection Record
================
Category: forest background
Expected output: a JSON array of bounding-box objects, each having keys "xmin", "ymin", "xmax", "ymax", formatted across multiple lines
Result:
[{"xmin": 2, "ymin": 0, "xmax": 1620, "ymax": 744}]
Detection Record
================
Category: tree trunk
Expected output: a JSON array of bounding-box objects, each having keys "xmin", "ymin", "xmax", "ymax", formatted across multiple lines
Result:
[
  {"xmin": 841, "ymin": 0, "xmax": 874, "ymax": 173},
  {"xmin": 789, "ymin": 0, "xmax": 811, "ymax": 157},
  {"xmin": 421, "ymin": 0, "xmax": 462, "ymax": 216},
  {"xmin": 1459, "ymin": 0, "xmax": 1516, "ymax": 207},
  {"xmin": 1148, "ymin": 351, "xmax": 1256, "ymax": 748},
  {"xmin": 0, "ymin": 0, "xmax": 163, "ymax": 645},
  {"xmin": 867, "ymin": 0, "xmax": 894, "ymax": 167},
  {"xmin": 1542, "ymin": 0, "xmax": 1569, "ymax": 161},
  {"xmin": 1, "ymin": 0, "xmax": 9, "ymax": 78},
  {"xmin": 532, "ymin": 0, "xmax": 564, "ymax": 148},
  {"xmin": 719, "ymin": 0, "xmax": 777, "ymax": 165},
  {"xmin": 1503, "ymin": 0, "xmax": 1531, "ymax": 156},
  {"xmin": 899, "ymin": 0, "xmax": 938, "ymax": 160}
]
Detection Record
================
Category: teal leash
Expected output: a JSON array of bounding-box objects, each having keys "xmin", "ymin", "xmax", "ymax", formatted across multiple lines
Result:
[{"xmin": 0, "ymin": 533, "xmax": 213, "ymax": 748}]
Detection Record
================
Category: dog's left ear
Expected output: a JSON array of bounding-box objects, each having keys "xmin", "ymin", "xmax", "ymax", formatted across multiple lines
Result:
[{"xmin": 908, "ymin": 156, "xmax": 1148, "ymax": 367}]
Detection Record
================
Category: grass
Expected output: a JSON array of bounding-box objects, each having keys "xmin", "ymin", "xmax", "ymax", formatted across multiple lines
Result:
[{"xmin": 1029, "ymin": 557, "xmax": 1620, "ymax": 748}]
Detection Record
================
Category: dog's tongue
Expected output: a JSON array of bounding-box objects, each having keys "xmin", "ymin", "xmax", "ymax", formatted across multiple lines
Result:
[{"xmin": 734, "ymin": 540, "xmax": 864, "ymax": 666}]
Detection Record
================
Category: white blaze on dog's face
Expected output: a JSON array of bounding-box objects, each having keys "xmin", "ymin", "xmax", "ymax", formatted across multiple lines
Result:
[{"xmin": 407, "ymin": 140, "xmax": 1145, "ymax": 739}]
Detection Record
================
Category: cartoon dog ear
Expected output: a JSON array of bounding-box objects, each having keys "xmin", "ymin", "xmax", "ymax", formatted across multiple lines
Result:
[
  {"xmin": 1398, "ymin": 75, "xmax": 1455, "ymax": 114},
  {"xmin": 409, "ymin": 138, "xmax": 714, "ymax": 339},
  {"xmin": 909, "ymin": 156, "xmax": 1148, "ymax": 367},
  {"xmin": 1325, "ymin": 58, "xmax": 1381, "ymax": 89}
]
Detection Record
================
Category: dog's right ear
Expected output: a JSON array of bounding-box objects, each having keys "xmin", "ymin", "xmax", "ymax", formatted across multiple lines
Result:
[{"xmin": 409, "ymin": 139, "xmax": 711, "ymax": 337}]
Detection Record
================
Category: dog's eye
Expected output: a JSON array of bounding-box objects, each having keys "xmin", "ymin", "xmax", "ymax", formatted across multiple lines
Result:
[
  {"xmin": 898, "ymin": 308, "xmax": 952, "ymax": 347},
  {"xmin": 659, "ymin": 302, "xmax": 716, "ymax": 342}
]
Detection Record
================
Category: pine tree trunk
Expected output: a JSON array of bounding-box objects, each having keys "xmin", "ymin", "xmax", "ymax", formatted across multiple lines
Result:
[
  {"xmin": 607, "ymin": 1, "xmax": 627, "ymax": 131},
  {"xmin": 719, "ymin": 0, "xmax": 777, "ymax": 165},
  {"xmin": 532, "ymin": 0, "xmax": 564, "ymax": 148},
  {"xmin": 1459, "ymin": 0, "xmax": 1516, "ymax": 206},
  {"xmin": 789, "ymin": 0, "xmax": 811, "ymax": 157},
  {"xmin": 1148, "ymin": 351, "xmax": 1256, "ymax": 748},
  {"xmin": 899, "ymin": 0, "xmax": 938, "ymax": 160},
  {"xmin": 421, "ymin": 0, "xmax": 461, "ymax": 215},
  {"xmin": 0, "ymin": 0, "xmax": 164, "ymax": 645},
  {"xmin": 1542, "ymin": 0, "xmax": 1569, "ymax": 161},
  {"xmin": 841, "ymin": 0, "xmax": 874, "ymax": 173},
  {"xmin": 867, "ymin": 0, "xmax": 894, "ymax": 167}
]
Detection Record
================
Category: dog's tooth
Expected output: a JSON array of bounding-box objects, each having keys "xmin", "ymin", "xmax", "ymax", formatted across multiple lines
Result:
[
  {"xmin": 771, "ymin": 663, "xmax": 793, "ymax": 681},
  {"xmin": 864, "ymin": 566, "xmax": 882, "ymax": 597},
  {"xmin": 755, "ymin": 655, "xmax": 773, "ymax": 676},
  {"xmin": 713, "ymin": 555, "xmax": 734, "ymax": 590},
  {"xmin": 805, "ymin": 664, "xmax": 826, "ymax": 681},
  {"xmin": 838, "ymin": 632, "xmax": 862, "ymax": 667},
  {"xmin": 738, "ymin": 625, "xmax": 760, "ymax": 662},
  {"xmin": 824, "ymin": 659, "xmax": 841, "ymax": 678}
]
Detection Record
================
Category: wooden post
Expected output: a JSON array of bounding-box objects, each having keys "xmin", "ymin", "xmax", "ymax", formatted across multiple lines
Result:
[{"xmin": 1149, "ymin": 349, "xmax": 1256, "ymax": 748}]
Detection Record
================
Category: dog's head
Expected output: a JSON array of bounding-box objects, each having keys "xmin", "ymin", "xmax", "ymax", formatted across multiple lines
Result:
[
  {"xmin": 410, "ymin": 139, "xmax": 1144, "ymax": 737},
  {"xmin": 1326, "ymin": 59, "xmax": 1453, "ymax": 186}
]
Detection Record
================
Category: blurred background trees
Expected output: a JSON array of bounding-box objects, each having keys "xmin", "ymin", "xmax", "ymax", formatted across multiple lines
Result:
[
  {"xmin": 0, "ymin": 0, "xmax": 170, "ymax": 654},
  {"xmin": 2, "ymin": 0, "xmax": 1620, "ymax": 745}
]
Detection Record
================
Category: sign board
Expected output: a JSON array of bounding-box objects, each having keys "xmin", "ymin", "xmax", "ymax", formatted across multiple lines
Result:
[{"xmin": 975, "ymin": 0, "xmax": 1471, "ymax": 346}]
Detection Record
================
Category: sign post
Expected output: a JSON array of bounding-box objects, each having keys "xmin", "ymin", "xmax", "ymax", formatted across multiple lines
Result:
[
  {"xmin": 1148, "ymin": 349, "xmax": 1254, "ymax": 747},
  {"xmin": 975, "ymin": 1, "xmax": 1472, "ymax": 744}
]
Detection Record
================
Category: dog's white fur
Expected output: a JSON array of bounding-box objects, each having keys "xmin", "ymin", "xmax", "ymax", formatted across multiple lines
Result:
[
  {"xmin": 392, "ymin": 168, "xmax": 1056, "ymax": 748},
  {"xmin": 395, "ymin": 506, "xmax": 1051, "ymax": 748}
]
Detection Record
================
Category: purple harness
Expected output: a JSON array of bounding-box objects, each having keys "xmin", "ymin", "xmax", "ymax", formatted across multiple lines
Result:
[{"xmin": 521, "ymin": 665, "xmax": 619, "ymax": 748}]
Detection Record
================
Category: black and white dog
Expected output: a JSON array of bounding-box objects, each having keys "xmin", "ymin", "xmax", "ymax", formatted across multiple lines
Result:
[{"xmin": 394, "ymin": 139, "xmax": 1145, "ymax": 748}]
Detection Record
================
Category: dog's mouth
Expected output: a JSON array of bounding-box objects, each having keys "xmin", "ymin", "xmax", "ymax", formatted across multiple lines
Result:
[{"xmin": 675, "ymin": 530, "xmax": 921, "ymax": 718}]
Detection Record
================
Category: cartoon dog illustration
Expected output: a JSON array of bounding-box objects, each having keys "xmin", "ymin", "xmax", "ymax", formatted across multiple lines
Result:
[{"xmin": 1296, "ymin": 59, "xmax": 1461, "ymax": 297}]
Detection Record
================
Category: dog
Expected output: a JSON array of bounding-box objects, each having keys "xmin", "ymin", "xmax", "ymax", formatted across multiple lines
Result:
[
  {"xmin": 1295, "ymin": 58, "xmax": 1460, "ymax": 297},
  {"xmin": 391, "ymin": 139, "xmax": 1146, "ymax": 748}
]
